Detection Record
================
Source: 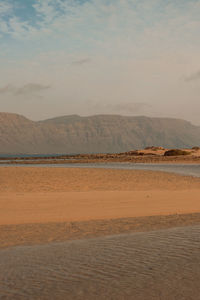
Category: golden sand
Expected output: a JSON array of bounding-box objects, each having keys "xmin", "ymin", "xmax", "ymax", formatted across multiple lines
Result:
[{"xmin": 1, "ymin": 167, "xmax": 200, "ymax": 248}]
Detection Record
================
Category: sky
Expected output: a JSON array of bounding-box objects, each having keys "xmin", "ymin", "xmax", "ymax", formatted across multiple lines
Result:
[{"xmin": 0, "ymin": 0, "xmax": 200, "ymax": 124}]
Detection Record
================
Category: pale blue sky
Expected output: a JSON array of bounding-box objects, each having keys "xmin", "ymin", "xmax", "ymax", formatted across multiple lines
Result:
[{"xmin": 0, "ymin": 0, "xmax": 200, "ymax": 124}]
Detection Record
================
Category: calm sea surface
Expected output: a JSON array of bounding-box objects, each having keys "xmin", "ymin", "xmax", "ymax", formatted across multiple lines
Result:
[
  {"xmin": 1, "ymin": 225, "xmax": 200, "ymax": 299},
  {"xmin": 1, "ymin": 162, "xmax": 200, "ymax": 177}
]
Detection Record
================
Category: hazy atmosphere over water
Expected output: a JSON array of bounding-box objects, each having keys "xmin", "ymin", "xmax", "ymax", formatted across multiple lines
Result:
[{"xmin": 0, "ymin": 0, "xmax": 200, "ymax": 124}]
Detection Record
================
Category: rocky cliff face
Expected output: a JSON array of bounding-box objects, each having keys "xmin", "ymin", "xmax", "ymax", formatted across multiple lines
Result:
[{"xmin": 0, "ymin": 113, "xmax": 199, "ymax": 154}]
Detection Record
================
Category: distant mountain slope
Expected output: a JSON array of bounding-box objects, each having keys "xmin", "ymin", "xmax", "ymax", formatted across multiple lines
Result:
[{"xmin": 0, "ymin": 112, "xmax": 199, "ymax": 154}]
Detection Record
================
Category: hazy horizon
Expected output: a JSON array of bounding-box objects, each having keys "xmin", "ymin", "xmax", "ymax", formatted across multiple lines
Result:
[
  {"xmin": 1, "ymin": 110, "xmax": 200, "ymax": 127},
  {"xmin": 0, "ymin": 0, "xmax": 200, "ymax": 124}
]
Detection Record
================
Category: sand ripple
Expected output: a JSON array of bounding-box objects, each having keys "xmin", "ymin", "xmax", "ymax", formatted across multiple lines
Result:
[{"xmin": 1, "ymin": 225, "xmax": 200, "ymax": 299}]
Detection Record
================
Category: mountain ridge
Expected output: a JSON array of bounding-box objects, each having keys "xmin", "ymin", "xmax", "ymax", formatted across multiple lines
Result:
[{"xmin": 0, "ymin": 112, "xmax": 199, "ymax": 154}]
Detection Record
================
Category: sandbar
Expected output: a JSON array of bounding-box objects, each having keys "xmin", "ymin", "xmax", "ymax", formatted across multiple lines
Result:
[{"xmin": 0, "ymin": 167, "xmax": 200, "ymax": 248}]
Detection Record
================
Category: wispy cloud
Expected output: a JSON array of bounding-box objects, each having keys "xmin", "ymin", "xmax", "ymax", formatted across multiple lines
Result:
[
  {"xmin": 0, "ymin": 84, "xmax": 15, "ymax": 94},
  {"xmin": 1, "ymin": 0, "xmax": 200, "ymax": 49},
  {"xmin": 0, "ymin": 1, "xmax": 200, "ymax": 123},
  {"xmin": 0, "ymin": 83, "xmax": 51, "ymax": 96},
  {"xmin": 71, "ymin": 58, "xmax": 91, "ymax": 66},
  {"xmin": 15, "ymin": 83, "xmax": 51, "ymax": 95},
  {"xmin": 0, "ymin": 2, "xmax": 13, "ymax": 36},
  {"xmin": 91, "ymin": 102, "xmax": 152, "ymax": 115},
  {"xmin": 185, "ymin": 70, "xmax": 200, "ymax": 82},
  {"xmin": 106, "ymin": 102, "xmax": 152, "ymax": 114},
  {"xmin": 0, "ymin": 2, "xmax": 12, "ymax": 16}
]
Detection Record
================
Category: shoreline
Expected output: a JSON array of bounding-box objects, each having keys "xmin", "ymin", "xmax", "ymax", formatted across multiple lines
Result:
[
  {"xmin": 1, "ymin": 147, "xmax": 200, "ymax": 165},
  {"xmin": 1, "ymin": 156, "xmax": 200, "ymax": 165},
  {"xmin": 1, "ymin": 213, "xmax": 200, "ymax": 249}
]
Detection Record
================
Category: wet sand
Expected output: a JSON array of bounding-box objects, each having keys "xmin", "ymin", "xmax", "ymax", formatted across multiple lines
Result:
[
  {"xmin": 1, "ymin": 225, "xmax": 200, "ymax": 299},
  {"xmin": 1, "ymin": 167, "xmax": 200, "ymax": 299},
  {"xmin": 1, "ymin": 213, "xmax": 200, "ymax": 249}
]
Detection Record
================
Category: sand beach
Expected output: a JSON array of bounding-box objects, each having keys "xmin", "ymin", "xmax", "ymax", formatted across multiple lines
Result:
[
  {"xmin": 1, "ymin": 166, "xmax": 200, "ymax": 248},
  {"xmin": 1, "ymin": 166, "xmax": 200, "ymax": 299}
]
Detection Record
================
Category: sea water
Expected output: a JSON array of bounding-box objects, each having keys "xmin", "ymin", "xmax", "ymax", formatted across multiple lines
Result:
[{"xmin": 1, "ymin": 162, "xmax": 200, "ymax": 178}]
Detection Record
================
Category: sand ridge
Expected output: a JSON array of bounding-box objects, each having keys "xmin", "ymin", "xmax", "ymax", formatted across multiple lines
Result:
[{"xmin": 1, "ymin": 214, "xmax": 200, "ymax": 249}]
